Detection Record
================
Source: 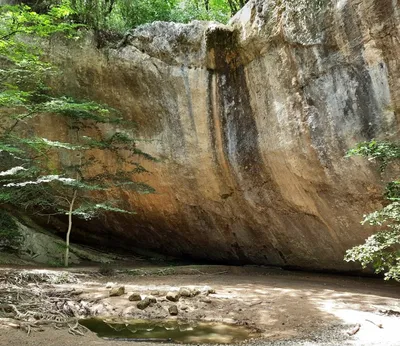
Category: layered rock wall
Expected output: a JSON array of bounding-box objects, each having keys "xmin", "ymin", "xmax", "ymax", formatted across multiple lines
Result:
[{"xmin": 49, "ymin": 0, "xmax": 400, "ymax": 270}]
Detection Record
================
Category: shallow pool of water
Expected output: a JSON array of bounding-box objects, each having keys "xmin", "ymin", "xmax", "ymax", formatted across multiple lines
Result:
[{"xmin": 80, "ymin": 318, "xmax": 254, "ymax": 344}]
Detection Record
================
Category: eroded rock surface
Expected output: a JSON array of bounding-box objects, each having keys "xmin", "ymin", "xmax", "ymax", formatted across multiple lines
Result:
[{"xmin": 48, "ymin": 0, "xmax": 400, "ymax": 270}]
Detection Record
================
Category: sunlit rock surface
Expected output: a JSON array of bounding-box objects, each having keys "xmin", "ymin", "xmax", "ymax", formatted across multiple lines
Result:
[{"xmin": 48, "ymin": 0, "xmax": 400, "ymax": 270}]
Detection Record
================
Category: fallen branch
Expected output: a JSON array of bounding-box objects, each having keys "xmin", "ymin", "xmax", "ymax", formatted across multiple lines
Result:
[
  {"xmin": 365, "ymin": 319, "xmax": 383, "ymax": 329},
  {"xmin": 347, "ymin": 323, "xmax": 361, "ymax": 336}
]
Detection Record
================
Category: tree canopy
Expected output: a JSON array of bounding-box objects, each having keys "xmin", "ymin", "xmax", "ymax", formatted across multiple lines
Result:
[
  {"xmin": 5, "ymin": 0, "xmax": 247, "ymax": 31},
  {"xmin": 0, "ymin": 3, "xmax": 155, "ymax": 266}
]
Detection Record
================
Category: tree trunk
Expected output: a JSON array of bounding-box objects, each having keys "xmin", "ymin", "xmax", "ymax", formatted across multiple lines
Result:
[{"xmin": 64, "ymin": 190, "xmax": 77, "ymax": 267}]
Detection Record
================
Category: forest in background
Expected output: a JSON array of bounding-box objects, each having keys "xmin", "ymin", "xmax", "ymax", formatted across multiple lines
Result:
[{"xmin": 8, "ymin": 0, "xmax": 247, "ymax": 31}]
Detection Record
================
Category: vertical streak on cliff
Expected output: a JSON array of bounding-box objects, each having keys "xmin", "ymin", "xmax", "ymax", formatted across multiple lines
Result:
[
  {"xmin": 207, "ymin": 69, "xmax": 237, "ymax": 194},
  {"xmin": 207, "ymin": 27, "xmax": 283, "ymax": 209},
  {"xmin": 368, "ymin": 0, "xmax": 400, "ymax": 131},
  {"xmin": 205, "ymin": 26, "xmax": 290, "ymax": 264},
  {"xmin": 180, "ymin": 66, "xmax": 198, "ymax": 143}
]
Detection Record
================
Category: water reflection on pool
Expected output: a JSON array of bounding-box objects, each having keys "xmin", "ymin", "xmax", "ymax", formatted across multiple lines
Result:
[{"xmin": 80, "ymin": 318, "xmax": 254, "ymax": 344}]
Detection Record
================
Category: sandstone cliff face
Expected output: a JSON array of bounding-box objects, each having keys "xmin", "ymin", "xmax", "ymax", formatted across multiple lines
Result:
[{"xmin": 49, "ymin": 0, "xmax": 400, "ymax": 270}]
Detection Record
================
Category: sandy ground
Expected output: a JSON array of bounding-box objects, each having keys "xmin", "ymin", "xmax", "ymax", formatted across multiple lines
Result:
[{"xmin": 0, "ymin": 265, "xmax": 399, "ymax": 346}]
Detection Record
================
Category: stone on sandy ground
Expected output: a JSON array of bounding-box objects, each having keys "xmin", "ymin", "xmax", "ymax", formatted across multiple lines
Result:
[
  {"xmin": 109, "ymin": 286, "xmax": 125, "ymax": 297},
  {"xmin": 179, "ymin": 287, "xmax": 192, "ymax": 297},
  {"xmin": 137, "ymin": 298, "xmax": 151, "ymax": 310},
  {"xmin": 203, "ymin": 286, "xmax": 216, "ymax": 295},
  {"xmin": 180, "ymin": 305, "xmax": 189, "ymax": 311},
  {"xmin": 166, "ymin": 291, "xmax": 180, "ymax": 302},
  {"xmin": 128, "ymin": 293, "xmax": 141, "ymax": 301},
  {"xmin": 192, "ymin": 288, "xmax": 201, "ymax": 296},
  {"xmin": 200, "ymin": 297, "xmax": 212, "ymax": 304},
  {"xmin": 150, "ymin": 290, "xmax": 160, "ymax": 296},
  {"xmin": 169, "ymin": 305, "xmax": 178, "ymax": 315},
  {"xmin": 147, "ymin": 295, "xmax": 157, "ymax": 303}
]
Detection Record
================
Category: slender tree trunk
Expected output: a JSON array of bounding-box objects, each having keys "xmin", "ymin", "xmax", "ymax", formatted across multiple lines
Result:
[{"xmin": 65, "ymin": 190, "xmax": 77, "ymax": 267}]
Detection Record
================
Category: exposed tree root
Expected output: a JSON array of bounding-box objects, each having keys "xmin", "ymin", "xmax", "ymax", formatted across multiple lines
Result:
[{"xmin": 0, "ymin": 270, "xmax": 89, "ymax": 335}]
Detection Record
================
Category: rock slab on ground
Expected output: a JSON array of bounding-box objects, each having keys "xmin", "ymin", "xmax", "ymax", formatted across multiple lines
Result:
[
  {"xmin": 166, "ymin": 291, "xmax": 180, "ymax": 302},
  {"xmin": 109, "ymin": 286, "xmax": 125, "ymax": 297},
  {"xmin": 128, "ymin": 293, "xmax": 141, "ymax": 301},
  {"xmin": 147, "ymin": 295, "xmax": 157, "ymax": 303},
  {"xmin": 168, "ymin": 305, "xmax": 178, "ymax": 315},
  {"xmin": 179, "ymin": 287, "xmax": 192, "ymax": 297},
  {"xmin": 137, "ymin": 298, "xmax": 151, "ymax": 310}
]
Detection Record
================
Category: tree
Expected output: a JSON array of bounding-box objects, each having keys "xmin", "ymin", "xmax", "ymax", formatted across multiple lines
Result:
[
  {"xmin": 69, "ymin": 0, "xmax": 117, "ymax": 29},
  {"xmin": 0, "ymin": 4, "xmax": 155, "ymax": 266},
  {"xmin": 1, "ymin": 112, "xmax": 155, "ymax": 266},
  {"xmin": 345, "ymin": 140, "xmax": 400, "ymax": 281},
  {"xmin": 226, "ymin": 0, "xmax": 246, "ymax": 16},
  {"xmin": 3, "ymin": 1, "xmax": 247, "ymax": 32},
  {"xmin": 169, "ymin": 0, "xmax": 233, "ymax": 23}
]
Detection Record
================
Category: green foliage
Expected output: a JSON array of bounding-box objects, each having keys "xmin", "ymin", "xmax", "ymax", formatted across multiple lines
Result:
[
  {"xmin": 169, "ymin": 0, "xmax": 231, "ymax": 24},
  {"xmin": 345, "ymin": 140, "xmax": 400, "ymax": 281},
  {"xmin": 4, "ymin": 0, "xmax": 247, "ymax": 34},
  {"xmin": 346, "ymin": 139, "xmax": 400, "ymax": 171},
  {"xmin": 345, "ymin": 228, "xmax": 400, "ymax": 281},
  {"xmin": 0, "ymin": 209, "xmax": 22, "ymax": 251},
  {"xmin": 64, "ymin": 0, "xmax": 241, "ymax": 32},
  {"xmin": 0, "ymin": 3, "xmax": 156, "ymax": 265},
  {"xmin": 106, "ymin": 0, "xmax": 178, "ymax": 31},
  {"xmin": 0, "ymin": 3, "xmax": 80, "ymax": 136},
  {"xmin": 0, "ymin": 4, "xmax": 77, "ymax": 81},
  {"xmin": 40, "ymin": 97, "xmax": 122, "ymax": 123}
]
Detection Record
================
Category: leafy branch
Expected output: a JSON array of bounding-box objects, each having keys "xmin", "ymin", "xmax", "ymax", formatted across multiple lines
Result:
[
  {"xmin": 345, "ymin": 140, "xmax": 400, "ymax": 281},
  {"xmin": 0, "ymin": 3, "xmax": 155, "ymax": 267}
]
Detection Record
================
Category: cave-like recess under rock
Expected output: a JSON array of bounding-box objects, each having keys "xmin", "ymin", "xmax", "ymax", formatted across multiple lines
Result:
[{"xmin": 40, "ymin": 0, "xmax": 400, "ymax": 271}]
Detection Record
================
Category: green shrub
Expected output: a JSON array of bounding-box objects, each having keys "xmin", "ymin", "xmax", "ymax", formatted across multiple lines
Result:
[
  {"xmin": 0, "ymin": 210, "xmax": 22, "ymax": 251},
  {"xmin": 345, "ymin": 140, "xmax": 400, "ymax": 281}
]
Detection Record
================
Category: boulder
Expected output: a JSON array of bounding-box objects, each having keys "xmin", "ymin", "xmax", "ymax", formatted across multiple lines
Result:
[
  {"xmin": 105, "ymin": 282, "xmax": 114, "ymax": 288},
  {"xmin": 191, "ymin": 288, "xmax": 201, "ymax": 297},
  {"xmin": 179, "ymin": 287, "xmax": 192, "ymax": 297},
  {"xmin": 200, "ymin": 297, "xmax": 212, "ymax": 304},
  {"xmin": 137, "ymin": 298, "xmax": 151, "ymax": 310},
  {"xmin": 202, "ymin": 286, "xmax": 216, "ymax": 295},
  {"xmin": 166, "ymin": 291, "xmax": 180, "ymax": 302},
  {"xmin": 109, "ymin": 286, "xmax": 125, "ymax": 297},
  {"xmin": 147, "ymin": 295, "xmax": 157, "ymax": 303},
  {"xmin": 128, "ymin": 293, "xmax": 142, "ymax": 301},
  {"xmin": 168, "ymin": 305, "xmax": 178, "ymax": 316}
]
